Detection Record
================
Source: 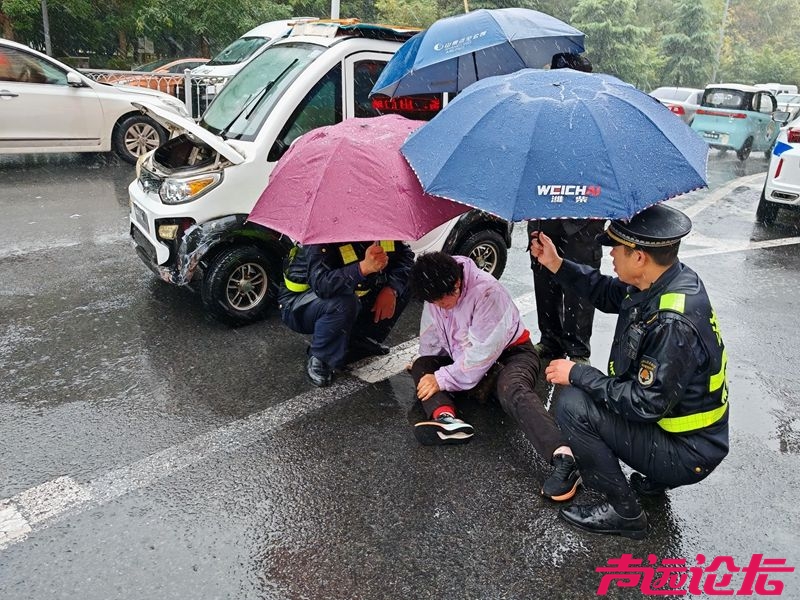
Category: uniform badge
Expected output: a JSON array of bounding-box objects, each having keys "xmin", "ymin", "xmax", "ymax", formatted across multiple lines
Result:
[{"xmin": 637, "ymin": 357, "xmax": 657, "ymax": 387}]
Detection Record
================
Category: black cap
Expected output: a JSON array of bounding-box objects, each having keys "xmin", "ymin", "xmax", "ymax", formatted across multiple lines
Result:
[{"xmin": 597, "ymin": 204, "xmax": 692, "ymax": 248}]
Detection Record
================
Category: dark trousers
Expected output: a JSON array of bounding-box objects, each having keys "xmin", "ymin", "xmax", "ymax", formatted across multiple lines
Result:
[
  {"xmin": 411, "ymin": 342, "xmax": 566, "ymax": 459},
  {"xmin": 555, "ymin": 387, "xmax": 728, "ymax": 504},
  {"xmin": 282, "ymin": 287, "xmax": 410, "ymax": 369},
  {"xmin": 528, "ymin": 220, "xmax": 604, "ymax": 358}
]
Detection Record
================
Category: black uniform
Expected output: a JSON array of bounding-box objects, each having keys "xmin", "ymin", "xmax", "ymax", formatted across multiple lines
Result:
[
  {"xmin": 527, "ymin": 219, "xmax": 605, "ymax": 359},
  {"xmin": 554, "ymin": 258, "xmax": 729, "ymax": 505},
  {"xmin": 279, "ymin": 241, "xmax": 414, "ymax": 369}
]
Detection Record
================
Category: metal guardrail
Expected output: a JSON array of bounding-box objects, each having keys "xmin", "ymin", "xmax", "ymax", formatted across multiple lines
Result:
[{"xmin": 82, "ymin": 68, "xmax": 230, "ymax": 119}]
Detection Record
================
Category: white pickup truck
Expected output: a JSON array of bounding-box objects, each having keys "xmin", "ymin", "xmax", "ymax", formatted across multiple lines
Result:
[{"xmin": 129, "ymin": 20, "xmax": 512, "ymax": 325}]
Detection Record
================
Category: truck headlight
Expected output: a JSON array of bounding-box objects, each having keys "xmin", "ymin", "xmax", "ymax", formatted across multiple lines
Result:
[{"xmin": 160, "ymin": 173, "xmax": 222, "ymax": 204}]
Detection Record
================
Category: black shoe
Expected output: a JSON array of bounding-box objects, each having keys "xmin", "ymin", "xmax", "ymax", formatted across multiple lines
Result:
[
  {"xmin": 306, "ymin": 356, "xmax": 333, "ymax": 387},
  {"xmin": 630, "ymin": 472, "xmax": 669, "ymax": 497},
  {"xmin": 414, "ymin": 415, "xmax": 474, "ymax": 446},
  {"xmin": 347, "ymin": 336, "xmax": 390, "ymax": 362},
  {"xmin": 541, "ymin": 453, "xmax": 582, "ymax": 501},
  {"xmin": 559, "ymin": 502, "xmax": 648, "ymax": 540}
]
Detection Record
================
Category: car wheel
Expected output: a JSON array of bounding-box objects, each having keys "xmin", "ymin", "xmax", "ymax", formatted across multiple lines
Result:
[
  {"xmin": 736, "ymin": 137, "xmax": 753, "ymax": 161},
  {"xmin": 201, "ymin": 245, "xmax": 279, "ymax": 325},
  {"xmin": 113, "ymin": 115, "xmax": 167, "ymax": 164},
  {"xmin": 454, "ymin": 230, "xmax": 507, "ymax": 279},
  {"xmin": 755, "ymin": 187, "xmax": 779, "ymax": 225}
]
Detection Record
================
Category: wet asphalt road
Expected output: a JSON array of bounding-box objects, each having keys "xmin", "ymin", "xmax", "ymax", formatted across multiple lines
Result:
[{"xmin": 1, "ymin": 151, "xmax": 799, "ymax": 599}]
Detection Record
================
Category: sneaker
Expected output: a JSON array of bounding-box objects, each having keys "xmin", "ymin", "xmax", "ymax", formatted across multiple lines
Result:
[
  {"xmin": 541, "ymin": 453, "xmax": 582, "ymax": 501},
  {"xmin": 414, "ymin": 415, "xmax": 474, "ymax": 446},
  {"xmin": 629, "ymin": 472, "xmax": 669, "ymax": 497}
]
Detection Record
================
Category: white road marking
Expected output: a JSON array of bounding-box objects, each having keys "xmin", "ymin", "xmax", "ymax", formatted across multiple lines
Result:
[{"xmin": 3, "ymin": 181, "xmax": 799, "ymax": 552}]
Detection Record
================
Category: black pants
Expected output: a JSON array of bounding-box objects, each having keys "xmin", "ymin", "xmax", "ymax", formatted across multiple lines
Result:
[
  {"xmin": 281, "ymin": 287, "xmax": 410, "ymax": 369},
  {"xmin": 528, "ymin": 220, "xmax": 604, "ymax": 358},
  {"xmin": 555, "ymin": 387, "xmax": 728, "ymax": 504},
  {"xmin": 411, "ymin": 342, "xmax": 566, "ymax": 459}
]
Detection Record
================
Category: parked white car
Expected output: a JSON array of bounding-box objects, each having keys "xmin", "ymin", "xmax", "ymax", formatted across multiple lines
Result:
[
  {"xmin": 129, "ymin": 21, "xmax": 512, "ymax": 325},
  {"xmin": 650, "ymin": 86, "xmax": 703, "ymax": 124},
  {"xmin": 0, "ymin": 38, "xmax": 189, "ymax": 163},
  {"xmin": 757, "ymin": 114, "xmax": 800, "ymax": 224}
]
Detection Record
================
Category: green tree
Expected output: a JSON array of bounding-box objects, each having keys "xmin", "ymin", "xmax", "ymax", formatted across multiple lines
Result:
[
  {"xmin": 375, "ymin": 0, "xmax": 437, "ymax": 27},
  {"xmin": 570, "ymin": 0, "xmax": 653, "ymax": 88},
  {"xmin": 659, "ymin": 0, "xmax": 715, "ymax": 87}
]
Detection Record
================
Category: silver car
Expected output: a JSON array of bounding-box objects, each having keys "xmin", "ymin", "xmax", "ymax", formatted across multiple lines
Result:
[{"xmin": 650, "ymin": 86, "xmax": 703, "ymax": 124}]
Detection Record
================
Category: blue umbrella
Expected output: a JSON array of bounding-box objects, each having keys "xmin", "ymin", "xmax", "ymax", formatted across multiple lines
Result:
[
  {"xmin": 370, "ymin": 8, "xmax": 585, "ymax": 97},
  {"xmin": 400, "ymin": 69, "xmax": 709, "ymax": 221}
]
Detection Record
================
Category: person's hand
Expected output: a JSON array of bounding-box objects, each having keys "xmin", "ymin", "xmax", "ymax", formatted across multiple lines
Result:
[
  {"xmin": 371, "ymin": 286, "xmax": 397, "ymax": 322},
  {"xmin": 416, "ymin": 373, "xmax": 440, "ymax": 401},
  {"xmin": 359, "ymin": 243, "xmax": 389, "ymax": 275},
  {"xmin": 545, "ymin": 359, "xmax": 575, "ymax": 385},
  {"xmin": 529, "ymin": 231, "xmax": 563, "ymax": 273}
]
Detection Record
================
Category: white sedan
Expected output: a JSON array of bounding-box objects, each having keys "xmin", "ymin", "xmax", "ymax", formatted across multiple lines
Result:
[
  {"xmin": 757, "ymin": 114, "xmax": 800, "ymax": 224},
  {"xmin": 0, "ymin": 38, "xmax": 188, "ymax": 163}
]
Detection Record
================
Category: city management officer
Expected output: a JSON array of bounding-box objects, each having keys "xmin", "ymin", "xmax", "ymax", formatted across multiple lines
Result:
[{"xmin": 530, "ymin": 203, "xmax": 729, "ymax": 540}]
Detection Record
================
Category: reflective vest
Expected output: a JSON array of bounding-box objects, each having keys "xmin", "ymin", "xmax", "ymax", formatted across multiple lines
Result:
[
  {"xmin": 283, "ymin": 241, "xmax": 396, "ymax": 297},
  {"xmin": 654, "ymin": 291, "xmax": 728, "ymax": 433}
]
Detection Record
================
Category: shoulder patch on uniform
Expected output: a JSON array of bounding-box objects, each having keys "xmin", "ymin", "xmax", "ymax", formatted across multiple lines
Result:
[{"xmin": 637, "ymin": 357, "xmax": 658, "ymax": 387}]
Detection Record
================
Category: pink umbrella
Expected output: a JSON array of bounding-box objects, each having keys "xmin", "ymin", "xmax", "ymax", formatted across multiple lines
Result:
[{"xmin": 247, "ymin": 114, "xmax": 469, "ymax": 244}]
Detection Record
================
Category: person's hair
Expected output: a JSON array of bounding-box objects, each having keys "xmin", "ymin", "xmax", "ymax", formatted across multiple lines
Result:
[
  {"xmin": 550, "ymin": 52, "xmax": 593, "ymax": 73},
  {"xmin": 624, "ymin": 243, "xmax": 680, "ymax": 266},
  {"xmin": 410, "ymin": 252, "xmax": 463, "ymax": 302}
]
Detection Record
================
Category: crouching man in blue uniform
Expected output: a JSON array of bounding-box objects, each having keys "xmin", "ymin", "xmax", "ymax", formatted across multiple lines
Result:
[
  {"xmin": 530, "ymin": 204, "xmax": 729, "ymax": 540},
  {"xmin": 279, "ymin": 240, "xmax": 414, "ymax": 387}
]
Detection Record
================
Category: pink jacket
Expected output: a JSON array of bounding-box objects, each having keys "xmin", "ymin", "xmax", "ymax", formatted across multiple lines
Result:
[{"xmin": 419, "ymin": 256, "xmax": 527, "ymax": 392}]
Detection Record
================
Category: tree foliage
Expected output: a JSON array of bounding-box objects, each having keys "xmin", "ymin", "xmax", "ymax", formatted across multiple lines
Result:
[{"xmin": 2, "ymin": 0, "xmax": 799, "ymax": 89}]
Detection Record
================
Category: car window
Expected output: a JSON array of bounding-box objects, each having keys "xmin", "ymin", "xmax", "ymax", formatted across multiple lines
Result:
[
  {"xmin": 691, "ymin": 91, "xmax": 702, "ymax": 104},
  {"xmin": 207, "ymin": 37, "xmax": 270, "ymax": 66},
  {"xmin": 703, "ymin": 89, "xmax": 747, "ymax": 109},
  {"xmin": 275, "ymin": 64, "xmax": 343, "ymax": 150},
  {"xmin": 353, "ymin": 60, "xmax": 385, "ymax": 118},
  {"xmin": 0, "ymin": 46, "xmax": 66, "ymax": 84}
]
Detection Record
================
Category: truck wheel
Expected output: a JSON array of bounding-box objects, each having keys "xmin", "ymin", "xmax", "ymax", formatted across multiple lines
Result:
[
  {"xmin": 755, "ymin": 188, "xmax": 779, "ymax": 225},
  {"xmin": 736, "ymin": 137, "xmax": 753, "ymax": 161},
  {"xmin": 113, "ymin": 115, "xmax": 167, "ymax": 164},
  {"xmin": 201, "ymin": 246, "xmax": 279, "ymax": 325},
  {"xmin": 454, "ymin": 230, "xmax": 507, "ymax": 279}
]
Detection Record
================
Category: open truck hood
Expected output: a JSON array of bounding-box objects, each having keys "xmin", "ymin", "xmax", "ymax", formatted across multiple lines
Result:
[{"xmin": 132, "ymin": 102, "xmax": 245, "ymax": 165}]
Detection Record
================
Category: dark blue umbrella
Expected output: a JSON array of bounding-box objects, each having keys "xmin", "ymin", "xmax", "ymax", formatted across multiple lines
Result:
[
  {"xmin": 370, "ymin": 8, "xmax": 585, "ymax": 98},
  {"xmin": 400, "ymin": 69, "xmax": 709, "ymax": 221}
]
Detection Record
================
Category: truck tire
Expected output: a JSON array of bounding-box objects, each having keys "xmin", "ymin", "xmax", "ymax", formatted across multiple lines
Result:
[
  {"xmin": 755, "ymin": 188, "xmax": 779, "ymax": 225},
  {"xmin": 113, "ymin": 115, "xmax": 167, "ymax": 164},
  {"xmin": 201, "ymin": 245, "xmax": 279, "ymax": 325},
  {"xmin": 453, "ymin": 230, "xmax": 507, "ymax": 279}
]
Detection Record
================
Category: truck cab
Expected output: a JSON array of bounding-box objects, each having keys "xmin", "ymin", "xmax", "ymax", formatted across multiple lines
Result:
[{"xmin": 129, "ymin": 20, "xmax": 512, "ymax": 324}]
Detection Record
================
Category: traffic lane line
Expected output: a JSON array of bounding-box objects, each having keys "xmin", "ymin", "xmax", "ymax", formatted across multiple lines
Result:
[{"xmin": 3, "ymin": 229, "xmax": 798, "ymax": 551}]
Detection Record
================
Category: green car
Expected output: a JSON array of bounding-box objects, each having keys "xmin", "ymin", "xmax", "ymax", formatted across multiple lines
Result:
[{"xmin": 691, "ymin": 84, "xmax": 782, "ymax": 160}]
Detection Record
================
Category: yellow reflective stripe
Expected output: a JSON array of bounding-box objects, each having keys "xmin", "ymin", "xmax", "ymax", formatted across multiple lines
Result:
[
  {"xmin": 658, "ymin": 403, "xmax": 728, "ymax": 433},
  {"xmin": 339, "ymin": 244, "xmax": 358, "ymax": 264},
  {"xmin": 379, "ymin": 240, "xmax": 395, "ymax": 252},
  {"xmin": 659, "ymin": 293, "xmax": 685, "ymax": 313},
  {"xmin": 710, "ymin": 349, "xmax": 728, "ymax": 392},
  {"xmin": 355, "ymin": 290, "xmax": 369, "ymax": 297},
  {"xmin": 284, "ymin": 276, "xmax": 310, "ymax": 293}
]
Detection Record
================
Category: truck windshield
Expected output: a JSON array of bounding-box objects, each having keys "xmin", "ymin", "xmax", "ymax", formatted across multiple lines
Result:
[{"xmin": 202, "ymin": 42, "xmax": 325, "ymax": 139}]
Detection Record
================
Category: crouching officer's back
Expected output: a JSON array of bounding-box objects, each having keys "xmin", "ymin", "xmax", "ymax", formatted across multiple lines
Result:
[{"xmin": 279, "ymin": 240, "xmax": 414, "ymax": 386}]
